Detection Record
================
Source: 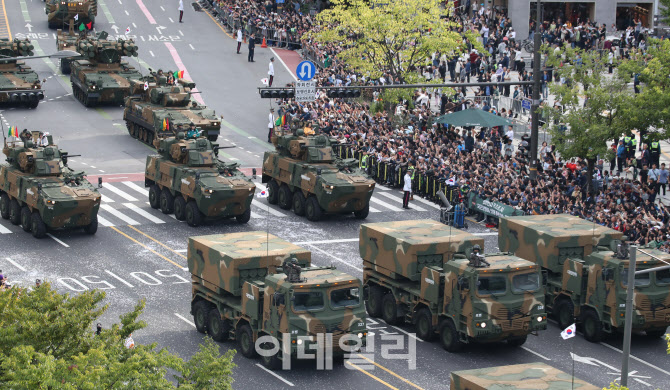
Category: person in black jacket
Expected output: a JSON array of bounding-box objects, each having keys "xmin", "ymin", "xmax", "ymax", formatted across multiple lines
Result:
[{"xmin": 248, "ymin": 34, "xmax": 256, "ymax": 62}]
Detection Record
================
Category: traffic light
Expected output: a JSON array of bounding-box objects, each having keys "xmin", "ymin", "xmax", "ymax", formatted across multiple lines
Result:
[
  {"xmin": 327, "ymin": 89, "xmax": 361, "ymax": 99},
  {"xmin": 259, "ymin": 88, "xmax": 295, "ymax": 99}
]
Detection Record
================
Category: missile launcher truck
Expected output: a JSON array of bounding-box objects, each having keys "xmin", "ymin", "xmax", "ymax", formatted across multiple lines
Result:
[
  {"xmin": 189, "ymin": 232, "xmax": 368, "ymax": 370},
  {"xmin": 0, "ymin": 39, "xmax": 44, "ymax": 108},
  {"xmin": 499, "ymin": 214, "xmax": 670, "ymax": 342},
  {"xmin": 361, "ymin": 219, "xmax": 547, "ymax": 352}
]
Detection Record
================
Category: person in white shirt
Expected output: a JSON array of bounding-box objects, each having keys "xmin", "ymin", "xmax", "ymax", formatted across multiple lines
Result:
[
  {"xmin": 402, "ymin": 170, "xmax": 412, "ymax": 209},
  {"xmin": 178, "ymin": 0, "xmax": 184, "ymax": 23},
  {"xmin": 268, "ymin": 108, "xmax": 275, "ymax": 142},
  {"xmin": 37, "ymin": 132, "xmax": 49, "ymax": 147},
  {"xmin": 236, "ymin": 28, "xmax": 243, "ymax": 54},
  {"xmin": 268, "ymin": 57, "xmax": 275, "ymax": 87}
]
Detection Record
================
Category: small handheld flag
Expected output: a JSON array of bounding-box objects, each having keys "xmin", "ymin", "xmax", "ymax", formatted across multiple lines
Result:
[
  {"xmin": 143, "ymin": 81, "xmax": 149, "ymax": 91},
  {"xmin": 261, "ymin": 78, "xmax": 269, "ymax": 86},
  {"xmin": 74, "ymin": 14, "xmax": 79, "ymax": 21},
  {"xmin": 125, "ymin": 27, "xmax": 131, "ymax": 34},
  {"xmin": 86, "ymin": 22, "xmax": 92, "ymax": 30},
  {"xmin": 173, "ymin": 70, "xmax": 184, "ymax": 79},
  {"xmin": 561, "ymin": 324, "xmax": 576, "ymax": 340},
  {"xmin": 257, "ymin": 189, "xmax": 269, "ymax": 198},
  {"xmin": 79, "ymin": 23, "xmax": 85, "ymax": 32}
]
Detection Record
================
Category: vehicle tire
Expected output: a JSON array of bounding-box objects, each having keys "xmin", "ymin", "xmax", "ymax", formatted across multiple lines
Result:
[
  {"xmin": 148, "ymin": 184, "xmax": 160, "ymax": 209},
  {"xmin": 267, "ymin": 180, "xmax": 279, "ymax": 205},
  {"xmin": 208, "ymin": 308, "xmax": 230, "ymax": 342},
  {"xmin": 9, "ymin": 199, "xmax": 21, "ymax": 225},
  {"xmin": 83, "ymin": 93, "xmax": 93, "ymax": 107},
  {"xmin": 21, "ymin": 206, "xmax": 32, "ymax": 232},
  {"xmin": 292, "ymin": 191, "xmax": 306, "ymax": 216},
  {"xmin": 31, "ymin": 212, "xmax": 47, "ymax": 238},
  {"xmin": 193, "ymin": 301, "xmax": 210, "ymax": 334},
  {"xmin": 26, "ymin": 100, "xmax": 39, "ymax": 109},
  {"xmin": 415, "ymin": 308, "xmax": 435, "ymax": 341},
  {"xmin": 354, "ymin": 203, "xmax": 369, "ymax": 219},
  {"xmin": 365, "ymin": 285, "xmax": 384, "ymax": 318},
  {"xmin": 506, "ymin": 335, "xmax": 528, "ymax": 347},
  {"xmin": 84, "ymin": 216, "xmax": 98, "ymax": 235},
  {"xmin": 174, "ymin": 196, "xmax": 187, "ymax": 221},
  {"xmin": 185, "ymin": 200, "xmax": 203, "ymax": 227},
  {"xmin": 555, "ymin": 299, "xmax": 575, "ymax": 331},
  {"xmin": 260, "ymin": 337, "xmax": 282, "ymax": 370},
  {"xmin": 0, "ymin": 193, "xmax": 10, "ymax": 219},
  {"xmin": 381, "ymin": 293, "xmax": 401, "ymax": 325},
  {"xmin": 305, "ymin": 196, "xmax": 323, "ymax": 222},
  {"xmin": 439, "ymin": 319, "xmax": 463, "ymax": 352},
  {"xmin": 645, "ymin": 328, "xmax": 668, "ymax": 338},
  {"xmin": 159, "ymin": 187, "xmax": 175, "ymax": 214},
  {"xmin": 147, "ymin": 132, "xmax": 154, "ymax": 147},
  {"xmin": 236, "ymin": 208, "xmax": 251, "ymax": 223},
  {"xmin": 582, "ymin": 309, "xmax": 603, "ymax": 342},
  {"xmin": 237, "ymin": 323, "xmax": 257, "ymax": 358},
  {"xmin": 278, "ymin": 184, "xmax": 292, "ymax": 210}
]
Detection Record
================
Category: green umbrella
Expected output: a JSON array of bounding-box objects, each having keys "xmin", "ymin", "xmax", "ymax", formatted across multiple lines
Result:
[{"xmin": 436, "ymin": 108, "xmax": 513, "ymax": 128}]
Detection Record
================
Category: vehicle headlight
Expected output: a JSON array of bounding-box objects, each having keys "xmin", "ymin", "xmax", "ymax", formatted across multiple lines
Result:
[
  {"xmin": 212, "ymin": 122, "xmax": 219, "ymax": 126},
  {"xmin": 297, "ymin": 339, "xmax": 303, "ymax": 345},
  {"xmin": 46, "ymin": 200, "xmax": 56, "ymax": 205},
  {"xmin": 324, "ymin": 184, "xmax": 334, "ymax": 190},
  {"xmin": 203, "ymin": 189, "xmax": 213, "ymax": 194},
  {"xmin": 90, "ymin": 85, "xmax": 96, "ymax": 90},
  {"xmin": 33, "ymin": 85, "xmax": 39, "ymax": 89},
  {"xmin": 476, "ymin": 322, "xmax": 487, "ymax": 328},
  {"xmin": 537, "ymin": 316, "xmax": 544, "ymax": 323},
  {"xmin": 357, "ymin": 333, "xmax": 363, "ymax": 338},
  {"xmin": 369, "ymin": 183, "xmax": 375, "ymax": 188}
]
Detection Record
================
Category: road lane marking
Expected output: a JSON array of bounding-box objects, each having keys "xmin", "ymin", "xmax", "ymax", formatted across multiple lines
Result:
[
  {"xmin": 0, "ymin": 222, "xmax": 11, "ymax": 234},
  {"xmin": 521, "ymin": 346, "xmax": 551, "ymax": 361},
  {"xmin": 99, "ymin": 0, "xmax": 115, "ymax": 24},
  {"xmin": 165, "ymin": 42, "xmax": 204, "ymax": 105},
  {"xmin": 103, "ymin": 183, "xmax": 139, "ymax": 202},
  {"xmin": 599, "ymin": 342, "xmax": 670, "ymax": 376},
  {"xmin": 270, "ymin": 47, "xmax": 298, "ymax": 82},
  {"xmin": 0, "ymin": 0, "xmax": 12, "ymax": 39},
  {"xmin": 306, "ymin": 244, "xmax": 363, "ymax": 272},
  {"xmin": 149, "ymin": 50, "xmax": 155, "ymax": 57},
  {"xmin": 346, "ymin": 361, "xmax": 399, "ymax": 390},
  {"xmin": 369, "ymin": 206, "xmax": 381, "ymax": 212},
  {"xmin": 378, "ymin": 192, "xmax": 426, "ymax": 211},
  {"xmin": 189, "ymin": 43, "xmax": 194, "ymax": 50},
  {"xmin": 253, "ymin": 204, "xmax": 286, "ymax": 218},
  {"xmin": 355, "ymin": 354, "xmax": 424, "ymax": 390},
  {"xmin": 97, "ymin": 215, "xmax": 115, "ymax": 227},
  {"xmin": 169, "ymin": 17, "xmax": 174, "ymax": 23},
  {"xmin": 255, "ymin": 364, "xmax": 295, "ymax": 387},
  {"xmin": 123, "ymin": 203, "xmax": 166, "ymax": 224},
  {"xmin": 389, "ymin": 325, "xmax": 423, "ymax": 342},
  {"xmin": 105, "ymin": 269, "xmax": 134, "ymax": 287},
  {"xmin": 125, "ymin": 10, "xmax": 129, "ymax": 15},
  {"xmin": 101, "ymin": 194, "xmax": 115, "ymax": 203},
  {"xmin": 6, "ymin": 257, "xmax": 26, "ymax": 271},
  {"xmin": 46, "ymin": 233, "xmax": 69, "ymax": 248},
  {"xmin": 101, "ymin": 204, "xmax": 139, "ymax": 225},
  {"xmin": 175, "ymin": 313, "xmax": 195, "ymax": 327},
  {"xmin": 412, "ymin": 196, "xmax": 441, "ymax": 210},
  {"xmin": 122, "ymin": 181, "xmax": 149, "ymax": 196},
  {"xmin": 19, "ymin": 0, "xmax": 30, "ymax": 22},
  {"xmin": 160, "ymin": 5, "xmax": 165, "ymax": 11},
  {"xmin": 369, "ymin": 197, "xmax": 402, "ymax": 212},
  {"xmin": 250, "ymin": 211, "xmax": 263, "ymax": 219},
  {"xmin": 110, "ymin": 226, "xmax": 182, "ymax": 268},
  {"xmin": 179, "ymin": 29, "xmax": 183, "ymax": 36},
  {"xmin": 136, "ymin": 0, "xmax": 157, "ymax": 24},
  {"xmin": 127, "ymin": 225, "xmax": 187, "ymax": 259}
]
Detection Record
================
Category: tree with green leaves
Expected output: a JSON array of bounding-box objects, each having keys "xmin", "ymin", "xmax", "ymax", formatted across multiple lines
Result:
[
  {"xmin": 660, "ymin": 0, "xmax": 670, "ymax": 24},
  {"xmin": 0, "ymin": 282, "xmax": 235, "ymax": 389},
  {"xmin": 542, "ymin": 45, "xmax": 635, "ymax": 194}
]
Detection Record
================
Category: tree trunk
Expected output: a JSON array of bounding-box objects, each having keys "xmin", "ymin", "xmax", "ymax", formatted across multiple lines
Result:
[{"xmin": 586, "ymin": 157, "xmax": 596, "ymax": 197}]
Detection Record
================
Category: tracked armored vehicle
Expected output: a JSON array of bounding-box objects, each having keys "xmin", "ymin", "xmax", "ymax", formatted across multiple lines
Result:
[
  {"xmin": 0, "ymin": 39, "xmax": 44, "ymax": 109},
  {"xmin": 46, "ymin": 0, "xmax": 97, "ymax": 29},
  {"xmin": 124, "ymin": 76, "xmax": 221, "ymax": 145},
  {"xmin": 262, "ymin": 125, "xmax": 375, "ymax": 221},
  {"xmin": 70, "ymin": 31, "xmax": 141, "ymax": 107},
  {"xmin": 0, "ymin": 137, "xmax": 100, "ymax": 238},
  {"xmin": 145, "ymin": 133, "xmax": 255, "ymax": 226},
  {"xmin": 56, "ymin": 23, "xmax": 80, "ymax": 74}
]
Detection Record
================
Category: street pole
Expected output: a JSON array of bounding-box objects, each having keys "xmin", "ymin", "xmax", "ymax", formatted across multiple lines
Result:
[
  {"xmin": 529, "ymin": 0, "xmax": 542, "ymax": 180},
  {"xmin": 621, "ymin": 245, "xmax": 637, "ymax": 388}
]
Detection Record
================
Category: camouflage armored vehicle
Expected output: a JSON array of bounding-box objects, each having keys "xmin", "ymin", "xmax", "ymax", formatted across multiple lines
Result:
[
  {"xmin": 0, "ymin": 39, "xmax": 44, "ymax": 109},
  {"xmin": 145, "ymin": 134, "xmax": 255, "ymax": 226},
  {"xmin": 56, "ymin": 23, "xmax": 80, "ymax": 74},
  {"xmin": 262, "ymin": 125, "xmax": 375, "ymax": 221},
  {"xmin": 189, "ymin": 232, "xmax": 367, "ymax": 369},
  {"xmin": 450, "ymin": 362, "xmax": 599, "ymax": 390},
  {"xmin": 361, "ymin": 220, "xmax": 547, "ymax": 351},
  {"xmin": 499, "ymin": 214, "xmax": 670, "ymax": 342},
  {"xmin": 0, "ymin": 138, "xmax": 101, "ymax": 238},
  {"xmin": 70, "ymin": 31, "xmax": 141, "ymax": 107},
  {"xmin": 45, "ymin": 0, "xmax": 97, "ymax": 29},
  {"xmin": 124, "ymin": 76, "xmax": 221, "ymax": 144}
]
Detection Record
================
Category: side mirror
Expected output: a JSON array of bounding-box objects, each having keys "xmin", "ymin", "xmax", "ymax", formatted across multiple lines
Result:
[
  {"xmin": 98, "ymin": 177, "xmax": 103, "ymax": 188},
  {"xmin": 317, "ymin": 168, "xmax": 322, "ymax": 176},
  {"xmin": 195, "ymin": 171, "xmax": 201, "ymax": 183},
  {"xmin": 602, "ymin": 268, "xmax": 614, "ymax": 282},
  {"xmin": 37, "ymin": 182, "xmax": 43, "ymax": 193}
]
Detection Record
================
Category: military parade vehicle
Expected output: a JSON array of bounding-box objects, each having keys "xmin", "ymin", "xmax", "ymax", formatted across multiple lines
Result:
[
  {"xmin": 189, "ymin": 232, "xmax": 367, "ymax": 369},
  {"xmin": 45, "ymin": 0, "xmax": 97, "ymax": 29},
  {"xmin": 499, "ymin": 214, "xmax": 670, "ymax": 342},
  {"xmin": 361, "ymin": 219, "xmax": 547, "ymax": 351},
  {"xmin": 145, "ymin": 133, "xmax": 255, "ymax": 226},
  {"xmin": 70, "ymin": 31, "xmax": 141, "ymax": 107},
  {"xmin": 0, "ymin": 39, "xmax": 44, "ymax": 109},
  {"xmin": 450, "ymin": 362, "xmax": 599, "ymax": 390},
  {"xmin": 262, "ymin": 125, "xmax": 375, "ymax": 221},
  {"xmin": 56, "ymin": 23, "xmax": 80, "ymax": 74},
  {"xmin": 0, "ymin": 137, "xmax": 101, "ymax": 238},
  {"xmin": 124, "ymin": 76, "xmax": 221, "ymax": 145}
]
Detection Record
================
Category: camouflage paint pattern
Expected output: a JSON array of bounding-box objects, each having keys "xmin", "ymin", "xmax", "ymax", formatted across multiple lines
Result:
[
  {"xmin": 0, "ymin": 142, "xmax": 101, "ymax": 231},
  {"xmin": 450, "ymin": 362, "xmax": 599, "ymax": 390},
  {"xmin": 55, "ymin": 26, "xmax": 80, "ymax": 74},
  {"xmin": 262, "ymin": 129, "xmax": 375, "ymax": 217},
  {"xmin": 46, "ymin": 0, "xmax": 97, "ymax": 29},
  {"xmin": 145, "ymin": 136, "xmax": 255, "ymax": 223},
  {"xmin": 0, "ymin": 39, "xmax": 44, "ymax": 108},
  {"xmin": 359, "ymin": 219, "xmax": 484, "ymax": 281},
  {"xmin": 189, "ymin": 232, "xmax": 367, "ymax": 361},
  {"xmin": 124, "ymin": 78, "xmax": 221, "ymax": 144},
  {"xmin": 69, "ymin": 32, "xmax": 141, "ymax": 107}
]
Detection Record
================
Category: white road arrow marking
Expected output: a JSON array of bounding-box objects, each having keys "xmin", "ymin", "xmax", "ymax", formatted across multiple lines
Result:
[
  {"xmin": 156, "ymin": 26, "xmax": 167, "ymax": 35},
  {"xmin": 25, "ymin": 23, "xmax": 32, "ymax": 32},
  {"xmin": 299, "ymin": 62, "xmax": 312, "ymax": 79},
  {"xmin": 111, "ymin": 25, "xmax": 119, "ymax": 34},
  {"xmin": 570, "ymin": 352, "xmax": 620, "ymax": 372}
]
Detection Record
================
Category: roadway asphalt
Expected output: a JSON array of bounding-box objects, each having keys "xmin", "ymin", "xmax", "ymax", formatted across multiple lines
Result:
[{"xmin": 0, "ymin": 1, "xmax": 668, "ymax": 389}]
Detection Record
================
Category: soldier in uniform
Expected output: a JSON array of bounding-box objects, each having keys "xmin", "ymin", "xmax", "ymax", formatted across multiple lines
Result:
[
  {"xmin": 186, "ymin": 123, "xmax": 200, "ymax": 139},
  {"xmin": 20, "ymin": 129, "xmax": 31, "ymax": 143},
  {"xmin": 469, "ymin": 245, "xmax": 490, "ymax": 267}
]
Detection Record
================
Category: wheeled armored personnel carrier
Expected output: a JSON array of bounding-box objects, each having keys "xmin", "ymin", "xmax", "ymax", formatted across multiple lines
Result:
[
  {"xmin": 145, "ymin": 133, "xmax": 255, "ymax": 226},
  {"xmin": 262, "ymin": 125, "xmax": 375, "ymax": 221},
  {"xmin": 45, "ymin": 0, "xmax": 97, "ymax": 29},
  {"xmin": 124, "ymin": 75, "xmax": 221, "ymax": 145},
  {"xmin": 0, "ymin": 137, "xmax": 100, "ymax": 238},
  {"xmin": 70, "ymin": 31, "xmax": 141, "ymax": 107},
  {"xmin": 0, "ymin": 39, "xmax": 44, "ymax": 109}
]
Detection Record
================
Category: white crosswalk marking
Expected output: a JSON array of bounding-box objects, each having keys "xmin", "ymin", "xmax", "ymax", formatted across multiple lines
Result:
[
  {"xmin": 101, "ymin": 194, "xmax": 115, "ymax": 203},
  {"xmin": 369, "ymin": 206, "xmax": 381, "ymax": 213},
  {"xmin": 375, "ymin": 185, "xmax": 390, "ymax": 191},
  {"xmin": 369, "ymin": 196, "xmax": 402, "ymax": 212},
  {"xmin": 100, "ymin": 204, "xmax": 139, "ymax": 225},
  {"xmin": 103, "ymin": 183, "xmax": 139, "ymax": 202},
  {"xmin": 122, "ymin": 181, "xmax": 149, "ymax": 196},
  {"xmin": 122, "ymin": 203, "xmax": 166, "ymax": 224},
  {"xmin": 97, "ymin": 215, "xmax": 115, "ymax": 227},
  {"xmin": 377, "ymin": 192, "xmax": 427, "ymax": 212},
  {"xmin": 250, "ymin": 211, "xmax": 263, "ymax": 219},
  {"xmin": 413, "ymin": 196, "xmax": 442, "ymax": 210},
  {"xmin": 0, "ymin": 223, "xmax": 12, "ymax": 234}
]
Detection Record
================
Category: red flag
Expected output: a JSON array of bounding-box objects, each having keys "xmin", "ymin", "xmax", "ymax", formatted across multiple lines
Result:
[
  {"xmin": 166, "ymin": 119, "xmax": 169, "ymax": 131},
  {"xmin": 86, "ymin": 22, "xmax": 92, "ymax": 30}
]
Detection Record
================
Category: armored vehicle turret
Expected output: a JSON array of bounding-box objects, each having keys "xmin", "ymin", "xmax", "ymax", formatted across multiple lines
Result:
[
  {"xmin": 46, "ymin": 0, "xmax": 97, "ymax": 29},
  {"xmin": 0, "ymin": 137, "xmax": 101, "ymax": 238},
  {"xmin": 0, "ymin": 39, "xmax": 44, "ymax": 109},
  {"xmin": 70, "ymin": 31, "xmax": 141, "ymax": 107},
  {"xmin": 145, "ymin": 133, "xmax": 255, "ymax": 226},
  {"xmin": 124, "ymin": 75, "xmax": 221, "ymax": 145},
  {"xmin": 262, "ymin": 124, "xmax": 375, "ymax": 221},
  {"xmin": 56, "ymin": 23, "xmax": 80, "ymax": 74}
]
